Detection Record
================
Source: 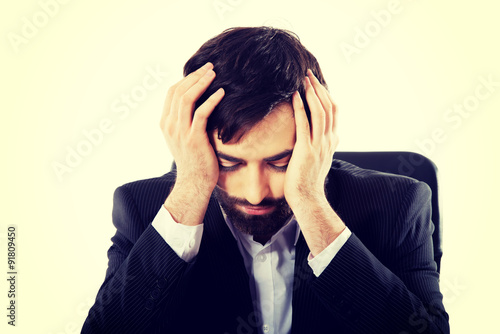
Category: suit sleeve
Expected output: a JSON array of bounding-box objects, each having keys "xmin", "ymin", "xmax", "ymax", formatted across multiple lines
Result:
[
  {"xmin": 310, "ymin": 181, "xmax": 450, "ymax": 334},
  {"xmin": 82, "ymin": 184, "xmax": 188, "ymax": 333}
]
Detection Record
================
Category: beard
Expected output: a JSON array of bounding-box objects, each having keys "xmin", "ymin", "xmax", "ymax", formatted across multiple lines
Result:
[{"xmin": 213, "ymin": 186, "xmax": 293, "ymax": 238}]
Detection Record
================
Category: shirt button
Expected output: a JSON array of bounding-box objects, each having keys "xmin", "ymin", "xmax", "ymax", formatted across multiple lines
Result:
[
  {"xmin": 188, "ymin": 238, "xmax": 195, "ymax": 248},
  {"xmin": 151, "ymin": 288, "xmax": 161, "ymax": 299},
  {"xmin": 257, "ymin": 254, "xmax": 267, "ymax": 262},
  {"xmin": 145, "ymin": 299, "xmax": 155, "ymax": 310},
  {"xmin": 262, "ymin": 324, "xmax": 270, "ymax": 333}
]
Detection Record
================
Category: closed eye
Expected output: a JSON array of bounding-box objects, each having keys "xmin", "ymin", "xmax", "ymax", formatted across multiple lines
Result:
[
  {"xmin": 219, "ymin": 162, "xmax": 287, "ymax": 173},
  {"xmin": 219, "ymin": 162, "xmax": 241, "ymax": 172},
  {"xmin": 268, "ymin": 163, "xmax": 288, "ymax": 172},
  {"xmin": 216, "ymin": 149, "xmax": 292, "ymax": 173}
]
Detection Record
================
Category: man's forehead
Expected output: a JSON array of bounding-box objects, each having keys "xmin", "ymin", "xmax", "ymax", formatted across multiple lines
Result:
[
  {"xmin": 234, "ymin": 103, "xmax": 294, "ymax": 140},
  {"xmin": 211, "ymin": 103, "xmax": 296, "ymax": 157}
]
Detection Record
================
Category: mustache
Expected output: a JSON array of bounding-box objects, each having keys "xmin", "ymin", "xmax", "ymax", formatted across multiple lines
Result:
[{"xmin": 215, "ymin": 188, "xmax": 287, "ymax": 207}]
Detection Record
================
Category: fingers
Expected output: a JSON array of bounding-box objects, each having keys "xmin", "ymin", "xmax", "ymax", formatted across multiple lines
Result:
[
  {"xmin": 304, "ymin": 75, "xmax": 325, "ymax": 144},
  {"xmin": 306, "ymin": 69, "xmax": 335, "ymax": 136},
  {"xmin": 326, "ymin": 90, "xmax": 338, "ymax": 133},
  {"xmin": 294, "ymin": 69, "xmax": 338, "ymax": 155},
  {"xmin": 192, "ymin": 88, "xmax": 225, "ymax": 132},
  {"xmin": 160, "ymin": 62, "xmax": 215, "ymax": 129},
  {"xmin": 292, "ymin": 91, "xmax": 310, "ymax": 143},
  {"xmin": 178, "ymin": 67, "xmax": 216, "ymax": 129}
]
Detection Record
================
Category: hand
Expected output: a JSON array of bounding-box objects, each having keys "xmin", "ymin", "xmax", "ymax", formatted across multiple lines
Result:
[
  {"xmin": 160, "ymin": 62, "xmax": 225, "ymax": 225},
  {"xmin": 284, "ymin": 69, "xmax": 339, "ymax": 206},
  {"xmin": 284, "ymin": 69, "xmax": 344, "ymax": 256}
]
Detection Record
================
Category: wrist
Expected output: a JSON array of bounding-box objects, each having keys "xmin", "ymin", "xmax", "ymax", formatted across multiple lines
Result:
[
  {"xmin": 288, "ymin": 194, "xmax": 345, "ymax": 256},
  {"xmin": 286, "ymin": 188, "xmax": 326, "ymax": 212},
  {"xmin": 175, "ymin": 179, "xmax": 215, "ymax": 198},
  {"xmin": 164, "ymin": 181, "xmax": 214, "ymax": 226},
  {"xmin": 175, "ymin": 170, "xmax": 218, "ymax": 196}
]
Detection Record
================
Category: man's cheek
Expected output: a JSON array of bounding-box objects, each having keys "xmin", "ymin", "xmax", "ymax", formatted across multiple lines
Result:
[
  {"xmin": 217, "ymin": 174, "xmax": 242, "ymax": 197},
  {"xmin": 216, "ymin": 175, "xmax": 227, "ymax": 190},
  {"xmin": 269, "ymin": 175, "xmax": 286, "ymax": 198}
]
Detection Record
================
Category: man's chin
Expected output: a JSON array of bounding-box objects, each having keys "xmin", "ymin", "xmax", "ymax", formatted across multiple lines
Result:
[{"xmin": 213, "ymin": 187, "xmax": 293, "ymax": 236}]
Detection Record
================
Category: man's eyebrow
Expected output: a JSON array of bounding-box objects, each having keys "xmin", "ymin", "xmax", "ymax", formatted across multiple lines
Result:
[
  {"xmin": 263, "ymin": 149, "xmax": 293, "ymax": 162},
  {"xmin": 216, "ymin": 150, "xmax": 293, "ymax": 162},
  {"xmin": 216, "ymin": 152, "xmax": 244, "ymax": 163}
]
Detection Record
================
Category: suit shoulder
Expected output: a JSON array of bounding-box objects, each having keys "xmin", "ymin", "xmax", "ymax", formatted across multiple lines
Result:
[
  {"xmin": 112, "ymin": 171, "xmax": 177, "ymax": 235},
  {"xmin": 117, "ymin": 171, "xmax": 176, "ymax": 194},
  {"xmin": 327, "ymin": 159, "xmax": 431, "ymax": 225},
  {"xmin": 328, "ymin": 159, "xmax": 424, "ymax": 198}
]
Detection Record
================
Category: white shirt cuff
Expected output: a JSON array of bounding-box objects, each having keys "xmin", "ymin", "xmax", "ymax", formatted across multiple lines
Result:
[
  {"xmin": 151, "ymin": 205, "xmax": 203, "ymax": 263},
  {"xmin": 308, "ymin": 227, "xmax": 352, "ymax": 277}
]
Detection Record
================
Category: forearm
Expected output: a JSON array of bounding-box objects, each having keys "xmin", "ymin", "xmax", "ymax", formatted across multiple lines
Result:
[
  {"xmin": 291, "ymin": 195, "xmax": 346, "ymax": 257},
  {"xmin": 164, "ymin": 180, "xmax": 213, "ymax": 227}
]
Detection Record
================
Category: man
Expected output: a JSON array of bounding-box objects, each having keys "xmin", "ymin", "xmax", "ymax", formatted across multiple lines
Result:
[{"xmin": 83, "ymin": 27, "xmax": 449, "ymax": 333}]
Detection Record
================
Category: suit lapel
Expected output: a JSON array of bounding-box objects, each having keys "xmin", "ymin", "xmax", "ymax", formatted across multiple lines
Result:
[
  {"xmin": 198, "ymin": 196, "xmax": 255, "ymax": 320},
  {"xmin": 291, "ymin": 233, "xmax": 314, "ymax": 332},
  {"xmin": 202, "ymin": 196, "xmax": 250, "ymax": 287}
]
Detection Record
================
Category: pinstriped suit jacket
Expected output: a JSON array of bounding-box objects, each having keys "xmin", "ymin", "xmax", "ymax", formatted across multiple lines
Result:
[{"xmin": 82, "ymin": 159, "xmax": 449, "ymax": 334}]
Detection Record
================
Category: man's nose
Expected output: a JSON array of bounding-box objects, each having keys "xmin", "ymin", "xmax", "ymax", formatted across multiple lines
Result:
[{"xmin": 243, "ymin": 167, "xmax": 270, "ymax": 205}]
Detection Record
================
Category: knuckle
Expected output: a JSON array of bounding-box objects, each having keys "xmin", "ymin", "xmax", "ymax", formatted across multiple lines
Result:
[
  {"xmin": 196, "ymin": 76, "xmax": 210, "ymax": 89},
  {"xmin": 193, "ymin": 109, "xmax": 207, "ymax": 119},
  {"xmin": 165, "ymin": 121, "xmax": 175, "ymax": 133},
  {"xmin": 167, "ymin": 84, "xmax": 178, "ymax": 96},
  {"xmin": 324, "ymin": 100, "xmax": 333, "ymax": 111},
  {"xmin": 179, "ymin": 93, "xmax": 194, "ymax": 106},
  {"xmin": 185, "ymin": 70, "xmax": 198, "ymax": 80}
]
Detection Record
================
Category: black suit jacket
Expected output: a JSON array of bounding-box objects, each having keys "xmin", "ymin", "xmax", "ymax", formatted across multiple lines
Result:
[{"xmin": 82, "ymin": 159, "xmax": 449, "ymax": 333}]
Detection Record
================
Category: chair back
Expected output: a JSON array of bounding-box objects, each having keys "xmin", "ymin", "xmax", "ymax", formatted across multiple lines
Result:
[{"xmin": 333, "ymin": 151, "xmax": 442, "ymax": 273}]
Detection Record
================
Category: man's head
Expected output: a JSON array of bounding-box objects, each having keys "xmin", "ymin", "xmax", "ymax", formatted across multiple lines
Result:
[
  {"xmin": 183, "ymin": 27, "xmax": 327, "ymax": 241},
  {"xmin": 212, "ymin": 103, "xmax": 295, "ymax": 241},
  {"xmin": 184, "ymin": 26, "xmax": 327, "ymax": 143}
]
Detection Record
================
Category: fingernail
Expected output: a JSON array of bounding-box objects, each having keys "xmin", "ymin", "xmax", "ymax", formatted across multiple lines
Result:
[
  {"xmin": 215, "ymin": 87, "xmax": 224, "ymax": 96},
  {"xmin": 205, "ymin": 69, "xmax": 215, "ymax": 77},
  {"xmin": 203, "ymin": 62, "xmax": 214, "ymax": 70},
  {"xmin": 294, "ymin": 91, "xmax": 303, "ymax": 107}
]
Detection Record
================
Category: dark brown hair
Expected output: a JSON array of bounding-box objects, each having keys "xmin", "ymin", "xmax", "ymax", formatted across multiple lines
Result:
[{"xmin": 184, "ymin": 26, "xmax": 327, "ymax": 143}]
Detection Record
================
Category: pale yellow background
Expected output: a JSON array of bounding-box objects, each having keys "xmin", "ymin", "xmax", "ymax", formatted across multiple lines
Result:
[{"xmin": 1, "ymin": 0, "xmax": 499, "ymax": 333}]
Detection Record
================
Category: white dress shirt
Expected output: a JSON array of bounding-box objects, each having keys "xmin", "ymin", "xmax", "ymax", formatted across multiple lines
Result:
[{"xmin": 152, "ymin": 205, "xmax": 351, "ymax": 334}]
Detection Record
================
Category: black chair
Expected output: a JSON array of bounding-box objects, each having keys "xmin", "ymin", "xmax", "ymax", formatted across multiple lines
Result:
[{"xmin": 333, "ymin": 151, "xmax": 442, "ymax": 273}]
